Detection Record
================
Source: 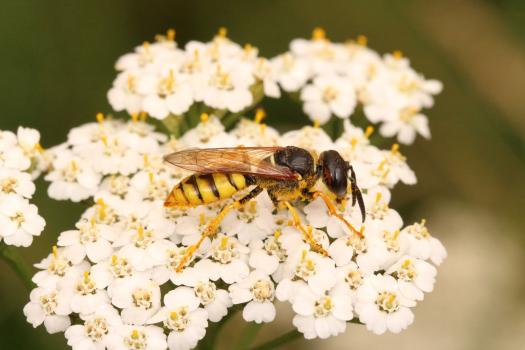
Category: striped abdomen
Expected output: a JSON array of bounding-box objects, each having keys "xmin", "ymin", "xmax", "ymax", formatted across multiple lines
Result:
[{"xmin": 164, "ymin": 173, "xmax": 249, "ymax": 207}]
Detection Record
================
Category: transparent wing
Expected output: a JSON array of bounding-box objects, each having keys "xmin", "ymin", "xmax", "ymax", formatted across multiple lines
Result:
[{"xmin": 164, "ymin": 147, "xmax": 296, "ymax": 180}]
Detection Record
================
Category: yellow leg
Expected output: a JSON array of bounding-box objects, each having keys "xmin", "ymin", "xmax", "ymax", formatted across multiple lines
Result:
[
  {"xmin": 175, "ymin": 186, "xmax": 263, "ymax": 272},
  {"xmin": 176, "ymin": 201, "xmax": 240, "ymax": 272},
  {"xmin": 312, "ymin": 192, "xmax": 364, "ymax": 238},
  {"xmin": 283, "ymin": 201, "xmax": 328, "ymax": 256}
]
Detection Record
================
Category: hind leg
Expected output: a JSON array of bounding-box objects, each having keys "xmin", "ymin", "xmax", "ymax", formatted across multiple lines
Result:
[{"xmin": 176, "ymin": 186, "xmax": 263, "ymax": 272}]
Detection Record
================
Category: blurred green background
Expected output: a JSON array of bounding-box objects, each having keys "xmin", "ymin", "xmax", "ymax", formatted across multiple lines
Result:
[{"xmin": 1, "ymin": 0, "xmax": 524, "ymax": 349}]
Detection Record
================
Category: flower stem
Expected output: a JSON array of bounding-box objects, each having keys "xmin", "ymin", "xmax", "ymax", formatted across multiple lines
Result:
[
  {"xmin": 249, "ymin": 329, "xmax": 301, "ymax": 350},
  {"xmin": 198, "ymin": 304, "xmax": 243, "ymax": 350},
  {"xmin": 234, "ymin": 322, "xmax": 263, "ymax": 350},
  {"xmin": 0, "ymin": 244, "xmax": 34, "ymax": 291},
  {"xmin": 249, "ymin": 319, "xmax": 362, "ymax": 350}
]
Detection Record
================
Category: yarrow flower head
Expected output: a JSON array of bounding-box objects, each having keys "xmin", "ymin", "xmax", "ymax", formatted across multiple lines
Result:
[
  {"xmin": 0, "ymin": 127, "xmax": 46, "ymax": 247},
  {"xmin": 14, "ymin": 27, "xmax": 447, "ymax": 350},
  {"xmin": 274, "ymin": 28, "xmax": 442, "ymax": 144}
]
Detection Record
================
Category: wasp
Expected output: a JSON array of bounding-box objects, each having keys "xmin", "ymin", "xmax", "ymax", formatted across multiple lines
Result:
[{"xmin": 164, "ymin": 146, "xmax": 365, "ymax": 271}]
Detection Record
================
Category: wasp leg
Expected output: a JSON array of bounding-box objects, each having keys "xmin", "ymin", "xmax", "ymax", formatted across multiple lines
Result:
[
  {"xmin": 307, "ymin": 191, "xmax": 364, "ymax": 238},
  {"xmin": 176, "ymin": 186, "xmax": 263, "ymax": 272},
  {"xmin": 282, "ymin": 200, "xmax": 328, "ymax": 256}
]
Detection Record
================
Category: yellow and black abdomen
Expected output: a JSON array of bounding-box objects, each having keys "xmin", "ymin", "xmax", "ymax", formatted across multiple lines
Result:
[{"xmin": 165, "ymin": 173, "xmax": 248, "ymax": 207}]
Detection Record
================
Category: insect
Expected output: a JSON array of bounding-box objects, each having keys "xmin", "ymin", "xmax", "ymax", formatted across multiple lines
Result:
[{"xmin": 164, "ymin": 146, "xmax": 366, "ymax": 271}]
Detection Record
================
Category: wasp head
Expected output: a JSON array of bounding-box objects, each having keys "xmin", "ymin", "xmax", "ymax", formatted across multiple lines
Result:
[{"xmin": 318, "ymin": 150, "xmax": 366, "ymax": 222}]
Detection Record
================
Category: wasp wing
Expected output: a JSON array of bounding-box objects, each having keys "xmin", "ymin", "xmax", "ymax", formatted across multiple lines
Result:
[{"xmin": 164, "ymin": 147, "xmax": 297, "ymax": 180}]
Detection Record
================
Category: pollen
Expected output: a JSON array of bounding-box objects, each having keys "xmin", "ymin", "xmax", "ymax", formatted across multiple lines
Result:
[
  {"xmin": 200, "ymin": 113, "xmax": 209, "ymax": 123},
  {"xmin": 170, "ymin": 311, "xmax": 178, "ymax": 319},
  {"xmin": 254, "ymin": 108, "xmax": 266, "ymax": 123},
  {"xmin": 365, "ymin": 126, "xmax": 374, "ymax": 138},
  {"xmin": 199, "ymin": 213, "xmax": 206, "ymax": 226},
  {"xmin": 217, "ymin": 27, "xmax": 228, "ymax": 38},
  {"xmin": 273, "ymin": 229, "xmax": 281, "ymax": 239},
  {"xmin": 312, "ymin": 27, "xmax": 326, "ymax": 40},
  {"xmin": 131, "ymin": 112, "xmax": 139, "ymax": 123},
  {"xmin": 220, "ymin": 236, "xmax": 229, "ymax": 250},
  {"xmin": 393, "ymin": 50, "xmax": 403, "ymax": 59},
  {"xmin": 52, "ymin": 246, "xmax": 58, "ymax": 258},
  {"xmin": 391, "ymin": 143, "xmax": 400, "ymax": 153},
  {"xmin": 167, "ymin": 28, "xmax": 176, "ymax": 41},
  {"xmin": 35, "ymin": 143, "xmax": 44, "ymax": 153},
  {"xmin": 375, "ymin": 192, "xmax": 382, "ymax": 203},
  {"xmin": 96, "ymin": 113, "xmax": 104, "ymax": 123},
  {"xmin": 131, "ymin": 329, "xmax": 139, "ymax": 339},
  {"xmin": 306, "ymin": 259, "xmax": 315, "ymax": 270},
  {"xmin": 148, "ymin": 172, "xmax": 155, "ymax": 184},
  {"xmin": 140, "ymin": 111, "xmax": 147, "ymax": 121},
  {"xmin": 259, "ymin": 123, "xmax": 267, "ymax": 135},
  {"xmin": 313, "ymin": 119, "xmax": 321, "ymax": 128},
  {"xmin": 83, "ymin": 271, "xmax": 90, "ymax": 282},
  {"xmin": 111, "ymin": 255, "xmax": 117, "ymax": 264},
  {"xmin": 357, "ymin": 34, "xmax": 368, "ymax": 46}
]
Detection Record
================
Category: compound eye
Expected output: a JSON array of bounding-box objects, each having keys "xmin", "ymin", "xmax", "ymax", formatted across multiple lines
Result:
[{"xmin": 320, "ymin": 150, "xmax": 348, "ymax": 198}]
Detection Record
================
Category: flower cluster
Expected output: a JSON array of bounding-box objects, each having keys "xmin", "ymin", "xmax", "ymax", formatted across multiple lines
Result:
[
  {"xmin": 108, "ymin": 28, "xmax": 279, "ymax": 120},
  {"xmin": 276, "ymin": 28, "xmax": 442, "ymax": 144},
  {"xmin": 0, "ymin": 127, "xmax": 46, "ymax": 247},
  {"xmin": 24, "ymin": 112, "xmax": 446, "ymax": 349},
  {"xmin": 108, "ymin": 28, "xmax": 441, "ymax": 145}
]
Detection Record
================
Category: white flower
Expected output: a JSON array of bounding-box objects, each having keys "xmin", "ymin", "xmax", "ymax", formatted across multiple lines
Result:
[
  {"xmin": 76, "ymin": 134, "xmax": 142, "ymax": 176},
  {"xmin": 0, "ymin": 144, "xmax": 30, "ymax": 171},
  {"xmin": 355, "ymin": 274, "xmax": 415, "ymax": 334},
  {"xmin": 358, "ymin": 228, "xmax": 410, "ymax": 273},
  {"xmin": 57, "ymin": 220, "xmax": 117, "ymax": 263},
  {"xmin": 107, "ymin": 70, "xmax": 143, "ymax": 115},
  {"xmin": 16, "ymin": 126, "xmax": 41, "ymax": 157},
  {"xmin": 33, "ymin": 248, "xmax": 89, "ymax": 289},
  {"xmin": 221, "ymin": 192, "xmax": 276, "ymax": 245},
  {"xmin": 301, "ymin": 74, "xmax": 357, "ymax": 124},
  {"xmin": 292, "ymin": 283, "xmax": 353, "ymax": 339},
  {"xmin": 107, "ymin": 325, "xmax": 168, "ymax": 350},
  {"xmin": 386, "ymin": 256, "xmax": 437, "ymax": 301},
  {"xmin": 379, "ymin": 106, "xmax": 431, "ymax": 145},
  {"xmin": 230, "ymin": 117, "xmax": 280, "ymax": 147},
  {"xmin": 148, "ymin": 287, "xmax": 208, "ymax": 350},
  {"xmin": 403, "ymin": 220, "xmax": 447, "ymax": 265},
  {"xmin": 196, "ymin": 235, "xmax": 250, "ymax": 284},
  {"xmin": 202, "ymin": 62, "xmax": 254, "ymax": 112},
  {"xmin": 109, "ymin": 274, "xmax": 161, "ymax": 325},
  {"xmin": 276, "ymin": 248, "xmax": 336, "ymax": 301},
  {"xmin": 279, "ymin": 126, "xmax": 335, "ymax": 152},
  {"xmin": 0, "ymin": 193, "xmax": 45, "ymax": 247},
  {"xmin": 24, "ymin": 286, "xmax": 72, "ymax": 334},
  {"xmin": 0, "ymin": 168, "xmax": 35, "ymax": 198},
  {"xmin": 229, "ymin": 271, "xmax": 276, "ymax": 323},
  {"xmin": 90, "ymin": 254, "xmax": 137, "ymax": 290},
  {"xmin": 248, "ymin": 233, "xmax": 288, "ymax": 276},
  {"xmin": 253, "ymin": 58, "xmax": 281, "ymax": 98},
  {"xmin": 59, "ymin": 270, "xmax": 110, "ymax": 316},
  {"xmin": 65, "ymin": 304, "xmax": 122, "ymax": 350},
  {"xmin": 138, "ymin": 68, "xmax": 194, "ymax": 119},
  {"xmin": 193, "ymin": 281, "xmax": 232, "ymax": 322},
  {"xmin": 115, "ymin": 225, "xmax": 171, "ymax": 271},
  {"xmin": 272, "ymin": 53, "xmax": 310, "ymax": 92},
  {"xmin": 178, "ymin": 116, "xmax": 236, "ymax": 148},
  {"xmin": 333, "ymin": 262, "xmax": 367, "ymax": 303},
  {"xmin": 45, "ymin": 150, "xmax": 101, "ymax": 202}
]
